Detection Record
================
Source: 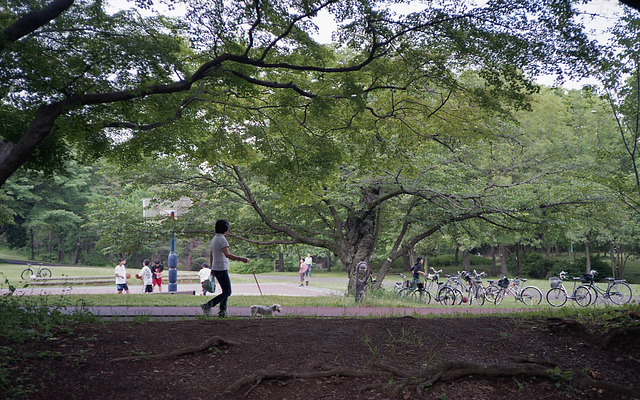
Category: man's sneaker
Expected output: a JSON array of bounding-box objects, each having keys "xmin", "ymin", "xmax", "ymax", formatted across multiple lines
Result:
[
  {"xmin": 200, "ymin": 304, "xmax": 211, "ymax": 316},
  {"xmin": 218, "ymin": 310, "xmax": 228, "ymax": 318}
]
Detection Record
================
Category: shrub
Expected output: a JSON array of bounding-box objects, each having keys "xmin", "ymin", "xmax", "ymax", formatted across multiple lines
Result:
[
  {"xmin": 521, "ymin": 252, "xmax": 554, "ymax": 279},
  {"xmin": 229, "ymin": 258, "xmax": 273, "ymax": 274}
]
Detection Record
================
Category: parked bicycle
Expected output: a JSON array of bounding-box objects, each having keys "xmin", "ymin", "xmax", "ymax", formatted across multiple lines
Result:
[
  {"xmin": 394, "ymin": 273, "xmax": 413, "ymax": 296},
  {"xmin": 491, "ymin": 275, "xmax": 542, "ymax": 305},
  {"xmin": 466, "ymin": 270, "xmax": 487, "ymax": 305},
  {"xmin": 546, "ymin": 271, "xmax": 591, "ymax": 307},
  {"xmin": 577, "ymin": 271, "xmax": 632, "ymax": 305},
  {"xmin": 21, "ymin": 263, "xmax": 52, "ymax": 280},
  {"xmin": 424, "ymin": 267, "xmax": 443, "ymax": 292},
  {"xmin": 395, "ymin": 273, "xmax": 433, "ymax": 304}
]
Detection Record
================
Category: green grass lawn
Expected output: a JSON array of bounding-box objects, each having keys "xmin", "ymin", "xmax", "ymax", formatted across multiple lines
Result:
[{"xmin": 2, "ymin": 249, "xmax": 638, "ymax": 310}]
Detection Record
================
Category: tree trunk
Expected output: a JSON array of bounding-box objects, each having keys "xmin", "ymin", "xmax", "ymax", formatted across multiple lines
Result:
[
  {"xmin": 30, "ymin": 228, "xmax": 35, "ymax": 260},
  {"xmin": 462, "ymin": 249, "xmax": 470, "ymax": 272},
  {"xmin": 275, "ymin": 252, "xmax": 284, "ymax": 272},
  {"xmin": 454, "ymin": 246, "xmax": 459, "ymax": 266},
  {"xmin": 585, "ymin": 240, "xmax": 591, "ymax": 273},
  {"xmin": 57, "ymin": 233, "xmax": 65, "ymax": 262},
  {"xmin": 499, "ymin": 244, "xmax": 508, "ymax": 276},
  {"xmin": 490, "ymin": 245, "xmax": 497, "ymax": 276},
  {"xmin": 610, "ymin": 243, "xmax": 617, "ymax": 279},
  {"xmin": 340, "ymin": 208, "xmax": 378, "ymax": 295}
]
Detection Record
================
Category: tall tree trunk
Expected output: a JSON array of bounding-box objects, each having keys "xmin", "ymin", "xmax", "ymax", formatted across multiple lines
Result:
[
  {"xmin": 341, "ymin": 209, "xmax": 378, "ymax": 294},
  {"xmin": 57, "ymin": 233, "xmax": 64, "ymax": 262},
  {"xmin": 48, "ymin": 231, "xmax": 52, "ymax": 262},
  {"xmin": 490, "ymin": 245, "xmax": 497, "ymax": 276},
  {"xmin": 585, "ymin": 240, "xmax": 591, "ymax": 273},
  {"xmin": 610, "ymin": 242, "xmax": 617, "ymax": 279},
  {"xmin": 499, "ymin": 244, "xmax": 508, "ymax": 276},
  {"xmin": 30, "ymin": 228, "xmax": 34, "ymax": 260},
  {"xmin": 454, "ymin": 246, "xmax": 460, "ymax": 266},
  {"xmin": 324, "ymin": 251, "xmax": 332, "ymax": 272},
  {"xmin": 462, "ymin": 249, "xmax": 470, "ymax": 271},
  {"xmin": 275, "ymin": 252, "xmax": 284, "ymax": 272}
]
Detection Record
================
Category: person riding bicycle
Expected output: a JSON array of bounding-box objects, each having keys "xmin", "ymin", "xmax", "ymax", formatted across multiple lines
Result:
[{"xmin": 410, "ymin": 256, "xmax": 426, "ymax": 289}]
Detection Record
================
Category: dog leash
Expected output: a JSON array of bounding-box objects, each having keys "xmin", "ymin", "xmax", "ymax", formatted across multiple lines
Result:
[{"xmin": 251, "ymin": 265, "xmax": 265, "ymax": 299}]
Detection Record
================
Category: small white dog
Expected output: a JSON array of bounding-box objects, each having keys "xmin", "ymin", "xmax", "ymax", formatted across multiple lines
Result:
[{"xmin": 250, "ymin": 304, "xmax": 282, "ymax": 318}]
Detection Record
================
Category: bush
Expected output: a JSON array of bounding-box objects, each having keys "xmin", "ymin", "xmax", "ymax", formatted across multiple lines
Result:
[
  {"xmin": 547, "ymin": 256, "xmax": 611, "ymax": 281},
  {"xmin": 229, "ymin": 258, "xmax": 273, "ymax": 274},
  {"xmin": 521, "ymin": 252, "xmax": 554, "ymax": 279},
  {"xmin": 574, "ymin": 256, "xmax": 610, "ymax": 281}
]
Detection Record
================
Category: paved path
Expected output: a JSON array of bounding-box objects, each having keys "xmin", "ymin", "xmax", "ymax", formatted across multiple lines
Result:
[
  {"xmin": 1, "ymin": 275, "xmax": 541, "ymax": 318},
  {"xmin": 1, "ymin": 281, "xmax": 345, "ymax": 297}
]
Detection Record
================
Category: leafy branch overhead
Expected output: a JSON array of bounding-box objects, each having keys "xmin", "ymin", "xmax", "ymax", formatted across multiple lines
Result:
[{"xmin": 1, "ymin": 0, "xmax": 599, "ymax": 186}]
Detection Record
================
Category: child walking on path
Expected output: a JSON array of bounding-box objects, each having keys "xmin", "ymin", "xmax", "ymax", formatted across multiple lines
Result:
[{"xmin": 298, "ymin": 258, "xmax": 309, "ymax": 287}]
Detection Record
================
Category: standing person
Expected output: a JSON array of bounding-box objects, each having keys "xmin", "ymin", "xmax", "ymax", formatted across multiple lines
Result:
[
  {"xmin": 137, "ymin": 259, "xmax": 153, "ymax": 293},
  {"xmin": 201, "ymin": 219, "xmax": 249, "ymax": 317},
  {"xmin": 304, "ymin": 253, "xmax": 313, "ymax": 285},
  {"xmin": 298, "ymin": 258, "xmax": 308, "ymax": 287},
  {"xmin": 198, "ymin": 262, "xmax": 213, "ymax": 296},
  {"xmin": 151, "ymin": 260, "xmax": 164, "ymax": 292},
  {"xmin": 114, "ymin": 258, "xmax": 130, "ymax": 294},
  {"xmin": 410, "ymin": 256, "xmax": 426, "ymax": 288}
]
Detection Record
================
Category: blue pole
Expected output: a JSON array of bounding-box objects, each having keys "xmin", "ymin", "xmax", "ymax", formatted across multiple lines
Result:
[{"xmin": 168, "ymin": 212, "xmax": 178, "ymax": 292}]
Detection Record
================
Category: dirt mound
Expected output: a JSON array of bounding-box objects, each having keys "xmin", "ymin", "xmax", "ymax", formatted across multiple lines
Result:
[{"xmin": 2, "ymin": 315, "xmax": 639, "ymax": 399}]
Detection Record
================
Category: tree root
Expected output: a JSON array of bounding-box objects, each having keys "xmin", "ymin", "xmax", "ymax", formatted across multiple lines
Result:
[
  {"xmin": 226, "ymin": 360, "xmax": 637, "ymax": 397},
  {"xmin": 110, "ymin": 336, "xmax": 241, "ymax": 362},
  {"xmin": 602, "ymin": 326, "xmax": 640, "ymax": 348},
  {"xmin": 225, "ymin": 367, "xmax": 395, "ymax": 396}
]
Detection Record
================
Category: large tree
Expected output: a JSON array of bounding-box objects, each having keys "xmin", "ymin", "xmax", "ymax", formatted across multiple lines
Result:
[{"xmin": 1, "ymin": 0, "xmax": 600, "ymax": 188}]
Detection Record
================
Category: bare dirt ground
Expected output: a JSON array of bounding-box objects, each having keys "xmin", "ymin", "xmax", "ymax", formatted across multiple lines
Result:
[{"xmin": 2, "ymin": 311, "xmax": 640, "ymax": 400}]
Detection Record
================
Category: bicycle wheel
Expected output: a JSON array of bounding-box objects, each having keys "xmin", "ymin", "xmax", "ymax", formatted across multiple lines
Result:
[
  {"xmin": 410, "ymin": 289, "xmax": 432, "ymax": 304},
  {"xmin": 437, "ymin": 287, "xmax": 456, "ymax": 305},
  {"xmin": 453, "ymin": 288, "xmax": 464, "ymax": 305},
  {"xmin": 546, "ymin": 287, "xmax": 567, "ymax": 307},
  {"xmin": 494, "ymin": 288, "xmax": 506, "ymax": 305},
  {"xmin": 397, "ymin": 288, "xmax": 411, "ymax": 299},
  {"xmin": 484, "ymin": 285, "xmax": 499, "ymax": 303},
  {"xmin": 582, "ymin": 285, "xmax": 598, "ymax": 305},
  {"xmin": 39, "ymin": 268, "xmax": 52, "ymax": 278},
  {"xmin": 21, "ymin": 268, "xmax": 34, "ymax": 280},
  {"xmin": 572, "ymin": 286, "xmax": 591, "ymax": 307},
  {"xmin": 608, "ymin": 282, "xmax": 632, "ymax": 305},
  {"xmin": 472, "ymin": 286, "xmax": 485, "ymax": 306},
  {"xmin": 520, "ymin": 286, "xmax": 542, "ymax": 305}
]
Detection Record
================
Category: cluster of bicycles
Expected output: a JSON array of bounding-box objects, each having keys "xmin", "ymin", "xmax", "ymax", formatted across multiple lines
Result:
[
  {"xmin": 546, "ymin": 270, "xmax": 632, "ymax": 307},
  {"xmin": 394, "ymin": 267, "xmax": 634, "ymax": 307},
  {"xmin": 394, "ymin": 268, "xmax": 544, "ymax": 306}
]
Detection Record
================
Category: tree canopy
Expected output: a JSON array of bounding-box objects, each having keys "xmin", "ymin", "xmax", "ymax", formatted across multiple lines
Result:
[{"xmin": 1, "ymin": 0, "xmax": 601, "ymax": 187}]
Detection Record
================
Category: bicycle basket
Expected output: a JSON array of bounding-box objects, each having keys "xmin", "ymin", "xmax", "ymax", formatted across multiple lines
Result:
[
  {"xmin": 549, "ymin": 277, "xmax": 562, "ymax": 289},
  {"xmin": 581, "ymin": 274, "xmax": 593, "ymax": 283},
  {"xmin": 498, "ymin": 277, "xmax": 509, "ymax": 288}
]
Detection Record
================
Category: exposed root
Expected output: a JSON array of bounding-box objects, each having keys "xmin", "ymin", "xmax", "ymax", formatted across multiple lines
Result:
[
  {"xmin": 110, "ymin": 336, "xmax": 241, "ymax": 362},
  {"xmin": 225, "ymin": 367, "xmax": 394, "ymax": 395},
  {"xmin": 226, "ymin": 360, "xmax": 637, "ymax": 397},
  {"xmin": 602, "ymin": 326, "xmax": 640, "ymax": 348}
]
